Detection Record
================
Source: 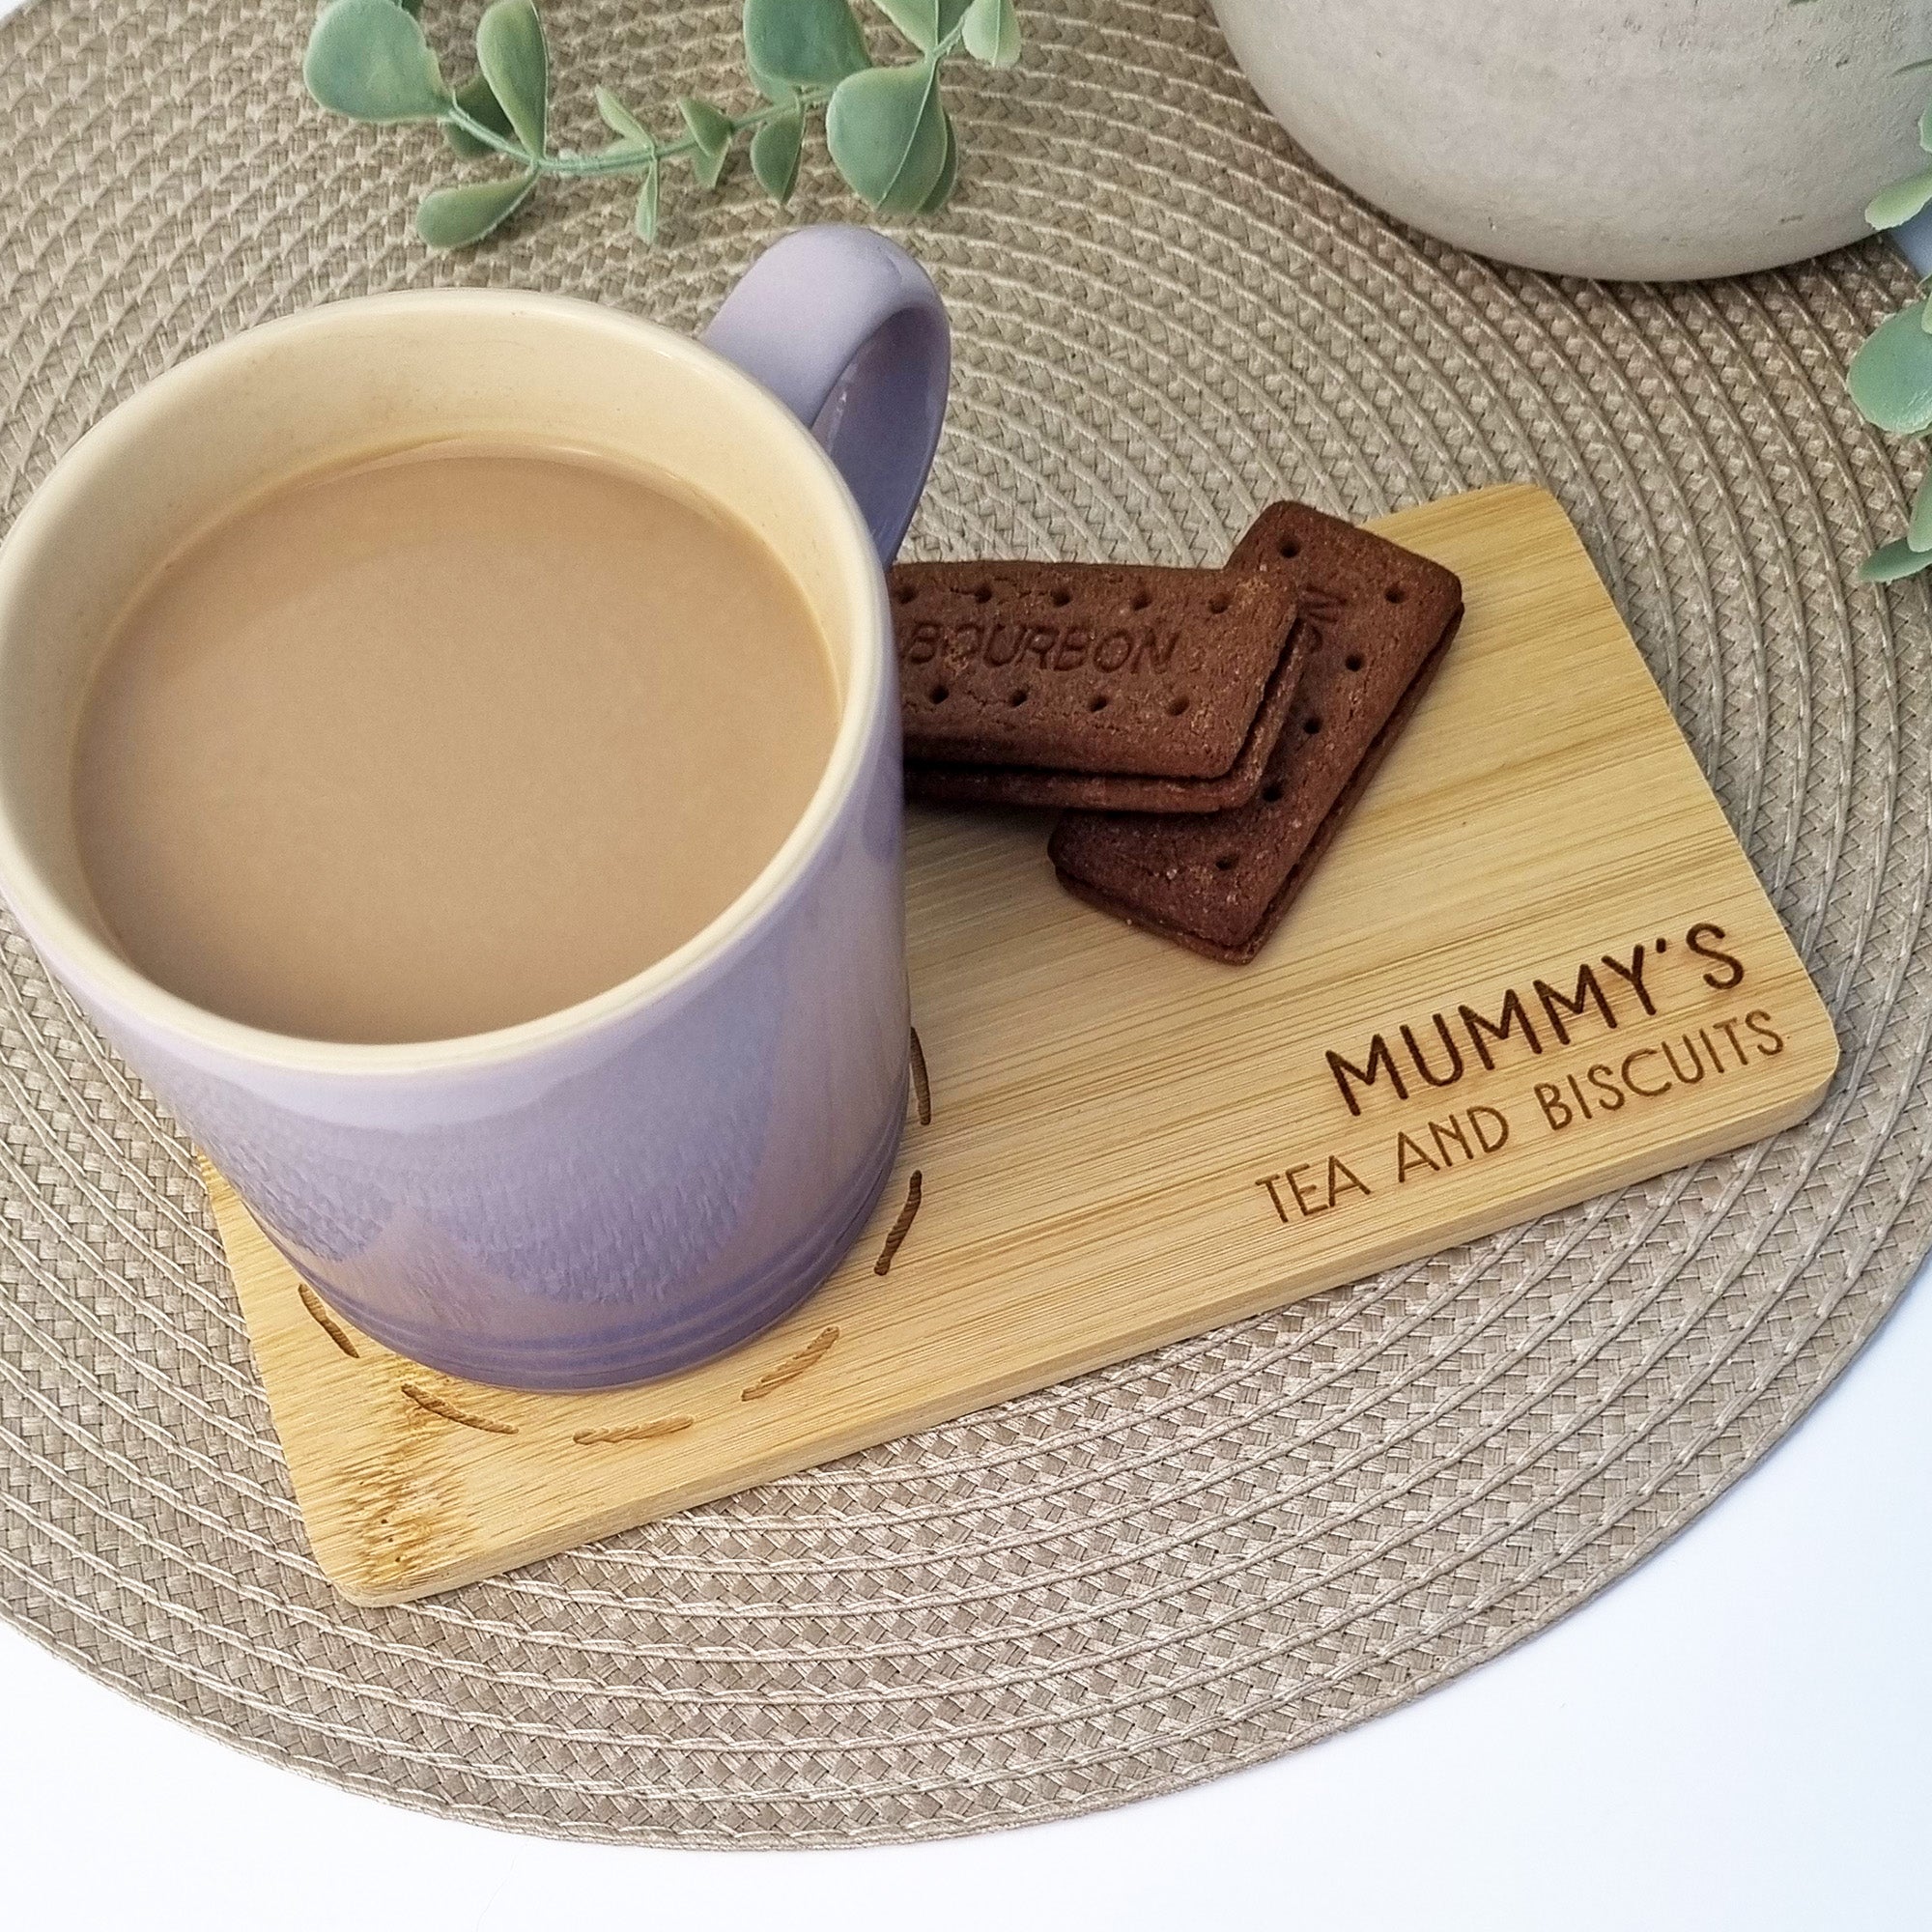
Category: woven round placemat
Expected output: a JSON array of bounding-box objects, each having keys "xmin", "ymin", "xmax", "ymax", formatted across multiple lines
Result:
[{"xmin": 3, "ymin": 0, "xmax": 1930, "ymax": 1849}]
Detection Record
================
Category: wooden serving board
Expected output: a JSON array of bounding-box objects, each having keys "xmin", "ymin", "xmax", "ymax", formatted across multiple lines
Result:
[{"xmin": 206, "ymin": 483, "xmax": 1838, "ymax": 1605}]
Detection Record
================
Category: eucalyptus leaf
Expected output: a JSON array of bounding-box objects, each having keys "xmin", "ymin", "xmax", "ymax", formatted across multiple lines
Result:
[
  {"xmin": 1860, "ymin": 535, "xmax": 1932, "ymax": 582},
  {"xmin": 592, "ymin": 99, "xmax": 655, "ymax": 180},
  {"xmin": 826, "ymin": 58, "xmax": 948, "ymax": 212},
  {"xmin": 1848, "ymin": 301, "xmax": 1932, "ymax": 434},
  {"xmin": 595, "ymin": 84, "xmax": 651, "ymax": 147},
  {"xmin": 875, "ymin": 0, "xmax": 933, "ymax": 49},
  {"xmin": 751, "ymin": 104, "xmax": 805, "ymax": 204},
  {"xmin": 743, "ymin": 0, "xmax": 870, "ymax": 89},
  {"xmin": 1865, "ymin": 167, "xmax": 1932, "ymax": 230},
  {"xmin": 920, "ymin": 108, "xmax": 957, "ymax": 212},
  {"xmin": 877, "ymin": 0, "xmax": 935, "ymax": 48},
  {"xmin": 679, "ymin": 96, "xmax": 733, "ymax": 186},
  {"xmin": 446, "ymin": 71, "xmax": 515, "ymax": 158},
  {"xmin": 416, "ymin": 169, "xmax": 540, "ymax": 247},
  {"xmin": 391, "ymin": 0, "xmax": 422, "ymax": 16},
  {"xmin": 679, "ymin": 96, "xmax": 732, "ymax": 155},
  {"xmin": 1910, "ymin": 470, "xmax": 1932, "ymax": 553},
  {"xmin": 873, "ymin": 0, "xmax": 970, "ymax": 50},
  {"xmin": 963, "ymin": 0, "xmax": 1020, "ymax": 68},
  {"xmin": 304, "ymin": 0, "xmax": 449, "ymax": 124},
  {"xmin": 635, "ymin": 159, "xmax": 661, "ymax": 242},
  {"xmin": 746, "ymin": 55, "xmax": 797, "ymax": 105},
  {"xmin": 475, "ymin": 0, "xmax": 548, "ymax": 156},
  {"xmin": 1921, "ymin": 97, "xmax": 1932, "ymax": 151}
]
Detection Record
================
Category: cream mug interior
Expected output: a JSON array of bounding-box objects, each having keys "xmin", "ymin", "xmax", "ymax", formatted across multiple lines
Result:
[{"xmin": 0, "ymin": 285, "xmax": 918, "ymax": 1390}]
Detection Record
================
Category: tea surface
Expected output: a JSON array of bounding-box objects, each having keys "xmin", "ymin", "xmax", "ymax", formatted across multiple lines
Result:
[{"xmin": 72, "ymin": 442, "xmax": 839, "ymax": 1042}]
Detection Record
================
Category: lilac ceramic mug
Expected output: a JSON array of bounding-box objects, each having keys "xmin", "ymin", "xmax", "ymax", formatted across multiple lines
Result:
[{"xmin": 0, "ymin": 225, "xmax": 949, "ymax": 1391}]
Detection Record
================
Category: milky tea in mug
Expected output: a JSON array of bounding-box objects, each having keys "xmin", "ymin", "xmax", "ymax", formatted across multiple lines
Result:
[{"xmin": 69, "ymin": 440, "xmax": 841, "ymax": 1045}]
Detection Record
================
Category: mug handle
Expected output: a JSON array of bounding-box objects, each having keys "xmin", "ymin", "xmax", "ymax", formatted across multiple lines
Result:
[{"xmin": 703, "ymin": 225, "xmax": 951, "ymax": 564}]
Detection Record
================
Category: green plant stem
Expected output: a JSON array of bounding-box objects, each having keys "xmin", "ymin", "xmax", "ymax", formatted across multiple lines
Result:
[
  {"xmin": 444, "ymin": 84, "xmax": 835, "ymax": 178},
  {"xmin": 439, "ymin": 20, "xmax": 967, "ymax": 182}
]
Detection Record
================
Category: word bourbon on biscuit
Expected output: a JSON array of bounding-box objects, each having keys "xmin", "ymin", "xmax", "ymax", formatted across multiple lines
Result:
[{"xmin": 899, "ymin": 619, "xmax": 1179, "ymax": 676}]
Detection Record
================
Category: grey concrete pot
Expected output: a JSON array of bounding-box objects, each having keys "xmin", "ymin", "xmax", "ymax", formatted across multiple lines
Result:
[{"xmin": 1208, "ymin": 0, "xmax": 1932, "ymax": 279}]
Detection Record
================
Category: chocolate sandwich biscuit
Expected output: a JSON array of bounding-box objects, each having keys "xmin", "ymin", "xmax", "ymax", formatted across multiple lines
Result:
[
  {"xmin": 896, "ymin": 560, "xmax": 1303, "ymax": 812},
  {"xmin": 1048, "ymin": 503, "xmax": 1463, "ymax": 961}
]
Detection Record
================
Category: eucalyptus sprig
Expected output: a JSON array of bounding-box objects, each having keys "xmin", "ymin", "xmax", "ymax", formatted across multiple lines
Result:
[
  {"xmin": 1849, "ymin": 65, "xmax": 1932, "ymax": 581},
  {"xmin": 302, "ymin": 0, "xmax": 1021, "ymax": 250}
]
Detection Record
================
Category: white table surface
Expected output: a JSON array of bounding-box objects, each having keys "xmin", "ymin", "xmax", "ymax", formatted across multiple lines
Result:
[
  {"xmin": 2, "ymin": 2, "xmax": 1926, "ymax": 1920},
  {"xmin": 4, "ymin": 1253, "xmax": 1926, "ymax": 1932}
]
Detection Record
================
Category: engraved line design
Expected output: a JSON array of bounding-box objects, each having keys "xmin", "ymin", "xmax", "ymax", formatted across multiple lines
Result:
[
  {"xmin": 297, "ymin": 1282, "xmax": 358, "ymax": 1358},
  {"xmin": 872, "ymin": 1170, "xmax": 923, "ymax": 1276},
  {"xmin": 400, "ymin": 1382, "xmax": 518, "ymax": 1435},
  {"xmin": 573, "ymin": 1416, "xmax": 695, "ymax": 1445},
  {"xmin": 740, "ymin": 1325, "xmax": 840, "ymax": 1402},
  {"xmin": 909, "ymin": 1025, "xmax": 932, "ymax": 1126}
]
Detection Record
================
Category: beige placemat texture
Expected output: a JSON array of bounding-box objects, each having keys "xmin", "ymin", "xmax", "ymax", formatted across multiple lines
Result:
[{"xmin": 2, "ymin": 0, "xmax": 1929, "ymax": 1848}]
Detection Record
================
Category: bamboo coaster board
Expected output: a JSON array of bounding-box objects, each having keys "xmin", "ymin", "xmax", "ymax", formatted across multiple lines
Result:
[{"xmin": 203, "ymin": 483, "xmax": 1837, "ymax": 1605}]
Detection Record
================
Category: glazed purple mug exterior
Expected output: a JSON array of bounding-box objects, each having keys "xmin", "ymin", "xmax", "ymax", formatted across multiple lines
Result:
[{"xmin": 0, "ymin": 225, "xmax": 949, "ymax": 1390}]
